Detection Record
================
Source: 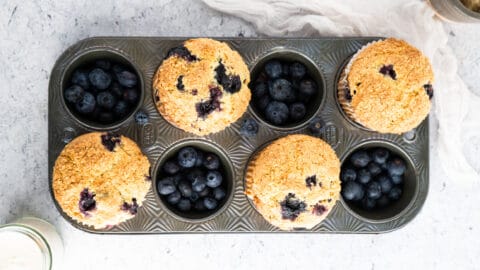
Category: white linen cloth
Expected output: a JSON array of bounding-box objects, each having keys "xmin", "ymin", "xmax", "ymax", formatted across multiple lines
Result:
[{"xmin": 202, "ymin": 0, "xmax": 480, "ymax": 183}]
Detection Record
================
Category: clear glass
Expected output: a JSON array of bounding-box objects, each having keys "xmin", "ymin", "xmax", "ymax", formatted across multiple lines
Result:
[{"xmin": 428, "ymin": 0, "xmax": 480, "ymax": 23}]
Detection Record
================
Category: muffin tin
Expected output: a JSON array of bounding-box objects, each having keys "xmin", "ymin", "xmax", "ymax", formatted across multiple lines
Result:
[{"xmin": 48, "ymin": 37, "xmax": 429, "ymax": 233}]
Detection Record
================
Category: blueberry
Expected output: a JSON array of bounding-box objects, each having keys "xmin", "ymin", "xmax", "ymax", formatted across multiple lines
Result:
[
  {"xmin": 123, "ymin": 88, "xmax": 139, "ymax": 104},
  {"xmin": 157, "ymin": 177, "xmax": 176, "ymax": 195},
  {"xmin": 350, "ymin": 150, "xmax": 371, "ymax": 168},
  {"xmin": 192, "ymin": 176, "xmax": 207, "ymax": 193},
  {"xmin": 178, "ymin": 180, "xmax": 193, "ymax": 198},
  {"xmin": 377, "ymin": 174, "xmax": 394, "ymax": 194},
  {"xmin": 289, "ymin": 102, "xmax": 306, "ymax": 121},
  {"xmin": 340, "ymin": 167, "xmax": 357, "ymax": 182},
  {"xmin": 388, "ymin": 186, "xmax": 402, "ymax": 201},
  {"xmin": 113, "ymin": 100, "xmax": 129, "ymax": 118},
  {"xmin": 252, "ymin": 82, "xmax": 267, "ymax": 98},
  {"xmin": 240, "ymin": 118, "xmax": 259, "ymax": 137},
  {"xmin": 71, "ymin": 69, "xmax": 90, "ymax": 89},
  {"xmin": 75, "ymin": 92, "xmax": 96, "ymax": 114},
  {"xmin": 367, "ymin": 162, "xmax": 382, "ymax": 176},
  {"xmin": 265, "ymin": 101, "xmax": 289, "ymax": 125},
  {"xmin": 194, "ymin": 199, "xmax": 206, "ymax": 211},
  {"xmin": 109, "ymin": 82, "xmax": 124, "ymax": 97},
  {"xmin": 289, "ymin": 62, "xmax": 307, "ymax": 79},
  {"xmin": 282, "ymin": 63, "xmax": 290, "ymax": 76},
  {"xmin": 206, "ymin": 171, "xmax": 223, "ymax": 188},
  {"xmin": 89, "ymin": 68, "xmax": 111, "ymax": 90},
  {"xmin": 64, "ymin": 85, "xmax": 84, "ymax": 103},
  {"xmin": 308, "ymin": 117, "xmax": 325, "ymax": 135},
  {"xmin": 264, "ymin": 60, "xmax": 282, "ymax": 79},
  {"xmin": 213, "ymin": 187, "xmax": 226, "ymax": 201},
  {"xmin": 177, "ymin": 199, "xmax": 191, "ymax": 212},
  {"xmin": 134, "ymin": 110, "xmax": 148, "ymax": 124},
  {"xmin": 357, "ymin": 169, "xmax": 372, "ymax": 185},
  {"xmin": 177, "ymin": 147, "xmax": 198, "ymax": 168},
  {"xmin": 255, "ymin": 95, "xmax": 271, "ymax": 110},
  {"xmin": 377, "ymin": 195, "xmax": 390, "ymax": 208},
  {"xmin": 163, "ymin": 160, "xmax": 180, "ymax": 175},
  {"xmin": 372, "ymin": 148, "xmax": 390, "ymax": 164},
  {"xmin": 342, "ymin": 181, "xmax": 364, "ymax": 201},
  {"xmin": 172, "ymin": 174, "xmax": 182, "ymax": 186},
  {"xmin": 362, "ymin": 197, "xmax": 376, "ymax": 210},
  {"xmin": 269, "ymin": 79, "xmax": 295, "ymax": 102},
  {"xmin": 98, "ymin": 111, "xmax": 114, "ymax": 123},
  {"xmin": 95, "ymin": 59, "xmax": 111, "ymax": 70},
  {"xmin": 96, "ymin": 91, "xmax": 117, "ymax": 109},
  {"xmin": 203, "ymin": 153, "xmax": 220, "ymax": 170},
  {"xmin": 391, "ymin": 174, "xmax": 403, "ymax": 185},
  {"xmin": 366, "ymin": 181, "xmax": 382, "ymax": 200},
  {"xmin": 190, "ymin": 192, "xmax": 200, "ymax": 202},
  {"xmin": 166, "ymin": 191, "xmax": 181, "ymax": 205},
  {"xmin": 115, "ymin": 70, "xmax": 137, "ymax": 88},
  {"xmin": 198, "ymin": 187, "xmax": 211, "ymax": 197},
  {"xmin": 298, "ymin": 79, "xmax": 317, "ymax": 101},
  {"xmin": 387, "ymin": 157, "xmax": 406, "ymax": 176},
  {"xmin": 195, "ymin": 151, "xmax": 205, "ymax": 167},
  {"xmin": 203, "ymin": 197, "xmax": 218, "ymax": 210}
]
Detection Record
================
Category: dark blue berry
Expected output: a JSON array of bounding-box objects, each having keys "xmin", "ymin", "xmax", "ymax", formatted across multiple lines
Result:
[
  {"xmin": 166, "ymin": 46, "xmax": 198, "ymax": 62},
  {"xmin": 377, "ymin": 195, "xmax": 390, "ymax": 208},
  {"xmin": 123, "ymin": 88, "xmax": 139, "ymax": 104},
  {"xmin": 157, "ymin": 177, "xmax": 176, "ymax": 195},
  {"xmin": 366, "ymin": 181, "xmax": 382, "ymax": 200},
  {"xmin": 357, "ymin": 169, "xmax": 372, "ymax": 185},
  {"xmin": 75, "ymin": 92, "xmax": 96, "ymax": 114},
  {"xmin": 195, "ymin": 151, "xmax": 205, "ymax": 167},
  {"xmin": 289, "ymin": 102, "xmax": 306, "ymax": 121},
  {"xmin": 265, "ymin": 101, "xmax": 289, "ymax": 125},
  {"xmin": 163, "ymin": 160, "xmax": 180, "ymax": 175},
  {"xmin": 298, "ymin": 79, "xmax": 317, "ymax": 101},
  {"xmin": 379, "ymin": 64, "xmax": 397, "ymax": 80},
  {"xmin": 178, "ymin": 180, "xmax": 193, "ymax": 198},
  {"xmin": 240, "ymin": 118, "xmax": 259, "ymax": 137},
  {"xmin": 101, "ymin": 133, "xmax": 121, "ymax": 151},
  {"xmin": 79, "ymin": 188, "xmax": 96, "ymax": 213},
  {"xmin": 203, "ymin": 197, "xmax": 218, "ymax": 210},
  {"xmin": 113, "ymin": 100, "xmax": 129, "ymax": 118},
  {"xmin": 177, "ymin": 199, "xmax": 191, "ymax": 212},
  {"xmin": 424, "ymin": 84, "xmax": 434, "ymax": 99},
  {"xmin": 264, "ymin": 60, "xmax": 282, "ymax": 79},
  {"xmin": 387, "ymin": 157, "xmax": 406, "ymax": 176},
  {"xmin": 289, "ymin": 62, "xmax": 306, "ymax": 79},
  {"xmin": 89, "ymin": 68, "xmax": 111, "ymax": 90},
  {"xmin": 377, "ymin": 174, "xmax": 394, "ymax": 194},
  {"xmin": 391, "ymin": 174, "xmax": 403, "ymax": 185},
  {"xmin": 192, "ymin": 176, "xmax": 207, "ymax": 193},
  {"xmin": 280, "ymin": 193, "xmax": 307, "ymax": 220},
  {"xmin": 269, "ymin": 79, "xmax": 295, "ymax": 102},
  {"xmin": 203, "ymin": 153, "xmax": 220, "ymax": 170},
  {"xmin": 308, "ymin": 117, "xmax": 325, "ymax": 135},
  {"xmin": 198, "ymin": 187, "xmax": 211, "ymax": 197},
  {"xmin": 341, "ymin": 167, "xmax": 357, "ymax": 182},
  {"xmin": 255, "ymin": 95, "xmax": 271, "ymax": 110},
  {"xmin": 213, "ymin": 187, "xmax": 226, "ymax": 201},
  {"xmin": 194, "ymin": 199, "xmax": 206, "ymax": 211},
  {"xmin": 190, "ymin": 192, "xmax": 200, "ymax": 202},
  {"xmin": 372, "ymin": 148, "xmax": 390, "ymax": 164},
  {"xmin": 116, "ymin": 70, "xmax": 137, "ymax": 88},
  {"xmin": 71, "ymin": 69, "xmax": 90, "ymax": 89},
  {"xmin": 64, "ymin": 85, "xmax": 84, "ymax": 103},
  {"xmin": 186, "ymin": 168, "xmax": 204, "ymax": 182},
  {"xmin": 342, "ymin": 181, "xmax": 364, "ymax": 201},
  {"xmin": 206, "ymin": 171, "xmax": 223, "ymax": 188},
  {"xmin": 95, "ymin": 59, "xmax": 111, "ymax": 70},
  {"xmin": 134, "ymin": 111, "xmax": 149, "ymax": 124},
  {"xmin": 350, "ymin": 150, "xmax": 371, "ymax": 168},
  {"xmin": 177, "ymin": 147, "xmax": 198, "ymax": 168},
  {"xmin": 388, "ymin": 186, "xmax": 402, "ymax": 201},
  {"xmin": 282, "ymin": 63, "xmax": 289, "ymax": 76},
  {"xmin": 362, "ymin": 197, "xmax": 376, "ymax": 210},
  {"xmin": 367, "ymin": 162, "xmax": 382, "ymax": 176},
  {"xmin": 109, "ymin": 82, "xmax": 124, "ymax": 97},
  {"xmin": 96, "ymin": 91, "xmax": 117, "ymax": 109},
  {"xmin": 166, "ymin": 191, "xmax": 181, "ymax": 205},
  {"xmin": 252, "ymin": 82, "xmax": 267, "ymax": 98}
]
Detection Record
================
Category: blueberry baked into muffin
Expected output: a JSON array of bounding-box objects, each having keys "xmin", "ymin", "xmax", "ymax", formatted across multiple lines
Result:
[
  {"xmin": 338, "ymin": 38, "xmax": 434, "ymax": 134},
  {"xmin": 153, "ymin": 38, "xmax": 251, "ymax": 136},
  {"xmin": 245, "ymin": 134, "xmax": 341, "ymax": 230},
  {"xmin": 52, "ymin": 132, "xmax": 151, "ymax": 229}
]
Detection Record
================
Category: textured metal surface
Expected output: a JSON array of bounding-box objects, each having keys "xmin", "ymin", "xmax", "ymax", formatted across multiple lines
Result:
[{"xmin": 48, "ymin": 37, "xmax": 429, "ymax": 234}]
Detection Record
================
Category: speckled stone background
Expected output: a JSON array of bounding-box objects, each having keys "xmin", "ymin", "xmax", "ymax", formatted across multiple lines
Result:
[{"xmin": 0, "ymin": 0, "xmax": 479, "ymax": 269}]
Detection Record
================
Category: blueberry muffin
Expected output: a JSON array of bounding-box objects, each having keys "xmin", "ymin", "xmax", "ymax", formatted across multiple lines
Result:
[
  {"xmin": 245, "ymin": 134, "xmax": 341, "ymax": 230},
  {"xmin": 52, "ymin": 132, "xmax": 151, "ymax": 229},
  {"xmin": 153, "ymin": 38, "xmax": 251, "ymax": 135},
  {"xmin": 338, "ymin": 38, "xmax": 434, "ymax": 134}
]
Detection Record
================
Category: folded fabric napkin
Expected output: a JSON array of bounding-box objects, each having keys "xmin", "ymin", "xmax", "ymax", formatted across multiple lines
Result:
[{"xmin": 203, "ymin": 0, "xmax": 480, "ymax": 183}]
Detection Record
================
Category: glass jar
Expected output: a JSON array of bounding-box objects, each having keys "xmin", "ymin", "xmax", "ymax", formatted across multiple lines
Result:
[
  {"xmin": 428, "ymin": 0, "xmax": 480, "ymax": 23},
  {"xmin": 0, "ymin": 217, "xmax": 63, "ymax": 270}
]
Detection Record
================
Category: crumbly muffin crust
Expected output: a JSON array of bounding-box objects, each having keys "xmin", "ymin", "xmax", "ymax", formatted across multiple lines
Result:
[
  {"xmin": 153, "ymin": 38, "xmax": 251, "ymax": 136},
  {"xmin": 245, "ymin": 135, "xmax": 341, "ymax": 230},
  {"xmin": 340, "ymin": 38, "xmax": 434, "ymax": 134},
  {"xmin": 52, "ymin": 132, "xmax": 151, "ymax": 229}
]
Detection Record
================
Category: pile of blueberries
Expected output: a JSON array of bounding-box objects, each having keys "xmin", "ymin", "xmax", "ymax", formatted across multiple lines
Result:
[
  {"xmin": 340, "ymin": 147, "xmax": 406, "ymax": 210},
  {"xmin": 250, "ymin": 59, "xmax": 318, "ymax": 126},
  {"xmin": 64, "ymin": 59, "xmax": 140, "ymax": 124},
  {"xmin": 157, "ymin": 146, "xmax": 228, "ymax": 214}
]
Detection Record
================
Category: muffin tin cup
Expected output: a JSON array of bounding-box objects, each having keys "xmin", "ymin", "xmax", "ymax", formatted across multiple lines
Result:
[{"xmin": 49, "ymin": 37, "xmax": 429, "ymax": 233}]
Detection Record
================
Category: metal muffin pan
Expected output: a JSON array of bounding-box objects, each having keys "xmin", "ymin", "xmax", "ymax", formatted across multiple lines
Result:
[{"xmin": 48, "ymin": 37, "xmax": 429, "ymax": 233}]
